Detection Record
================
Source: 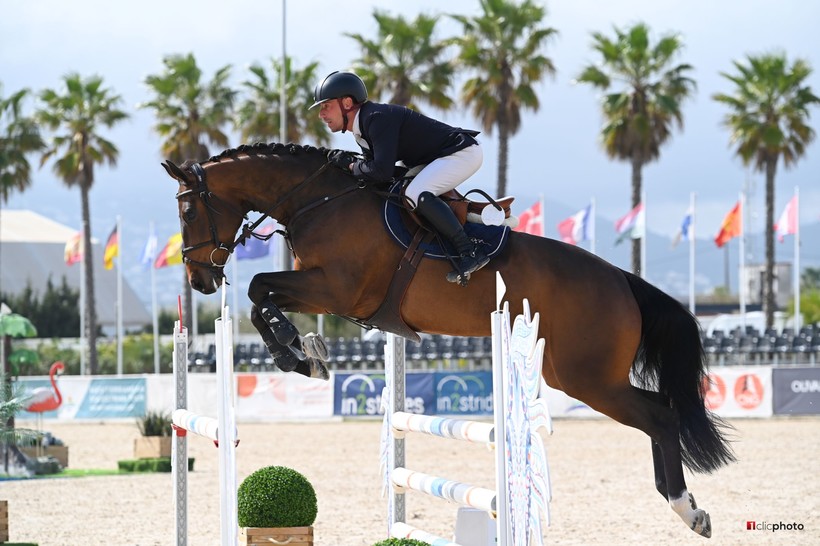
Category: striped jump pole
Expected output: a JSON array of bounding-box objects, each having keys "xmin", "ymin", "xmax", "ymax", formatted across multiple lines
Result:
[
  {"xmin": 381, "ymin": 272, "xmax": 553, "ymax": 546},
  {"xmin": 173, "ymin": 284, "xmax": 238, "ymax": 546}
]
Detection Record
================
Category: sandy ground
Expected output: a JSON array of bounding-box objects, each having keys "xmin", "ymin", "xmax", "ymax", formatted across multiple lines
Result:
[{"xmin": 2, "ymin": 417, "xmax": 818, "ymax": 546}]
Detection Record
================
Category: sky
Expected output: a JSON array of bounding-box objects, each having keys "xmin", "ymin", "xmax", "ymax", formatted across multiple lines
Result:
[{"xmin": 2, "ymin": 0, "xmax": 819, "ymax": 312}]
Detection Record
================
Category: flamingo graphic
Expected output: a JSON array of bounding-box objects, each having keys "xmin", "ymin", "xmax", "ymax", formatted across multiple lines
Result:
[{"xmin": 23, "ymin": 361, "xmax": 65, "ymax": 455}]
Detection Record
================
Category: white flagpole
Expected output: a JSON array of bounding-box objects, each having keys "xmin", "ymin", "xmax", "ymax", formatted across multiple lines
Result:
[
  {"xmin": 590, "ymin": 197, "xmax": 596, "ymax": 255},
  {"xmin": 150, "ymin": 223, "xmax": 160, "ymax": 374},
  {"xmin": 539, "ymin": 193, "xmax": 545, "ymax": 237},
  {"xmin": 739, "ymin": 191, "xmax": 746, "ymax": 328},
  {"xmin": 689, "ymin": 192, "xmax": 696, "ymax": 315},
  {"xmin": 116, "ymin": 216, "xmax": 123, "ymax": 376},
  {"xmin": 640, "ymin": 191, "xmax": 647, "ymax": 280},
  {"xmin": 794, "ymin": 186, "xmax": 801, "ymax": 331}
]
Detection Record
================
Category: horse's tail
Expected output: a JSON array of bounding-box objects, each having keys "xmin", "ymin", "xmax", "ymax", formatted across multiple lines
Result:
[{"xmin": 623, "ymin": 270, "xmax": 736, "ymax": 474}]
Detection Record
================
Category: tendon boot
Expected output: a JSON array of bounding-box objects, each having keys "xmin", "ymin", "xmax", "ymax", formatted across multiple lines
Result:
[
  {"xmin": 416, "ymin": 191, "xmax": 490, "ymax": 284},
  {"xmin": 259, "ymin": 300, "xmax": 299, "ymax": 346}
]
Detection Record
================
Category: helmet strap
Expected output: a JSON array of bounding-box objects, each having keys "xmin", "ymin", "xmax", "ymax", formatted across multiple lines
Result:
[{"xmin": 336, "ymin": 98, "xmax": 361, "ymax": 134}]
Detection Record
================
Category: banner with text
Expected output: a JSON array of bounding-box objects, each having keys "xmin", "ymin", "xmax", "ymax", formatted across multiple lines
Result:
[{"xmin": 704, "ymin": 366, "xmax": 772, "ymax": 417}]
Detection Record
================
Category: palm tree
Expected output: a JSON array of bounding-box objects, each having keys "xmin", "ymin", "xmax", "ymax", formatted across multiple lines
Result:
[
  {"xmin": 140, "ymin": 53, "xmax": 236, "ymax": 333},
  {"xmin": 450, "ymin": 0, "xmax": 557, "ymax": 197},
  {"xmin": 36, "ymin": 74, "xmax": 129, "ymax": 375},
  {"xmin": 576, "ymin": 22, "xmax": 695, "ymax": 274},
  {"xmin": 713, "ymin": 53, "xmax": 819, "ymax": 328},
  {"xmin": 1, "ymin": 85, "xmax": 44, "ymax": 203},
  {"xmin": 235, "ymin": 57, "xmax": 329, "ymax": 146},
  {"xmin": 346, "ymin": 10, "xmax": 455, "ymax": 112}
]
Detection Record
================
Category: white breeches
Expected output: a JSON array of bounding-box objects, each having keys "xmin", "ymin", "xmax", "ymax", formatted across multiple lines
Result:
[{"xmin": 404, "ymin": 143, "xmax": 483, "ymax": 209}]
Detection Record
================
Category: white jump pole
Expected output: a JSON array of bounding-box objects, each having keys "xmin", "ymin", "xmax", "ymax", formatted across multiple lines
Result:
[{"xmin": 172, "ymin": 312, "xmax": 188, "ymax": 546}]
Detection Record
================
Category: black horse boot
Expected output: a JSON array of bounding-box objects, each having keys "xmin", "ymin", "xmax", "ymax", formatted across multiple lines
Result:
[
  {"xmin": 415, "ymin": 191, "xmax": 490, "ymax": 284},
  {"xmin": 259, "ymin": 299, "xmax": 299, "ymax": 346}
]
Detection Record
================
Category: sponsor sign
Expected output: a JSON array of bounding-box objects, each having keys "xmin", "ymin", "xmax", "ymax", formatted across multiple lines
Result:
[
  {"xmin": 235, "ymin": 373, "xmax": 334, "ymax": 420},
  {"xmin": 334, "ymin": 372, "xmax": 433, "ymax": 416},
  {"xmin": 703, "ymin": 367, "xmax": 772, "ymax": 417},
  {"xmin": 772, "ymin": 367, "xmax": 820, "ymax": 415},
  {"xmin": 75, "ymin": 378, "xmax": 146, "ymax": 418},
  {"xmin": 434, "ymin": 371, "xmax": 494, "ymax": 416}
]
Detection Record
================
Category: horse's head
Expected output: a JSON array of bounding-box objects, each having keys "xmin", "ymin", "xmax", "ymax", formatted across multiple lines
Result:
[{"xmin": 162, "ymin": 159, "xmax": 246, "ymax": 295}]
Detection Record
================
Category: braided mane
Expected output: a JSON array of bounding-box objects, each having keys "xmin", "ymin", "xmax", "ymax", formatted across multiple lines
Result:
[{"xmin": 205, "ymin": 142, "xmax": 332, "ymax": 163}]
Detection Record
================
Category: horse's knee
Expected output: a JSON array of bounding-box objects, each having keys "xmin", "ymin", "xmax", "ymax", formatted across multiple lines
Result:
[{"xmin": 247, "ymin": 274, "xmax": 271, "ymax": 302}]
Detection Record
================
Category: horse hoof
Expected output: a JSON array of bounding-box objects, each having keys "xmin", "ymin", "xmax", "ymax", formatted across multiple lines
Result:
[
  {"xmin": 691, "ymin": 509, "xmax": 711, "ymax": 538},
  {"xmin": 308, "ymin": 359, "xmax": 330, "ymax": 381},
  {"xmin": 272, "ymin": 322, "xmax": 298, "ymax": 346},
  {"xmin": 446, "ymin": 270, "xmax": 471, "ymax": 285},
  {"xmin": 302, "ymin": 333, "xmax": 329, "ymax": 362}
]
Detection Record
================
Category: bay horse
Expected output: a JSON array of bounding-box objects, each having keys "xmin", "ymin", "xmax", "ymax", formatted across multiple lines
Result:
[{"xmin": 162, "ymin": 142, "xmax": 734, "ymax": 538}]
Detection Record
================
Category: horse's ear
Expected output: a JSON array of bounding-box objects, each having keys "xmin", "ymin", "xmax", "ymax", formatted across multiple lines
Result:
[{"xmin": 162, "ymin": 160, "xmax": 190, "ymax": 185}]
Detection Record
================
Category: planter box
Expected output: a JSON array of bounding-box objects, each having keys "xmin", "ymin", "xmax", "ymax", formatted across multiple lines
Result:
[
  {"xmin": 134, "ymin": 436, "xmax": 172, "ymax": 459},
  {"xmin": 240, "ymin": 526, "xmax": 313, "ymax": 546},
  {"xmin": 20, "ymin": 445, "xmax": 69, "ymax": 468},
  {"xmin": 1, "ymin": 500, "xmax": 8, "ymax": 543}
]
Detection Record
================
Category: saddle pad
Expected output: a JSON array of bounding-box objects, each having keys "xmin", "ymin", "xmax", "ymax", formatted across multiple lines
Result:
[{"xmin": 382, "ymin": 182, "xmax": 510, "ymax": 260}]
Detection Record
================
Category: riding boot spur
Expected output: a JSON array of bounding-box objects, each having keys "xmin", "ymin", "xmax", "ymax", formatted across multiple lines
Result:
[
  {"xmin": 415, "ymin": 191, "xmax": 490, "ymax": 283},
  {"xmin": 259, "ymin": 300, "xmax": 299, "ymax": 346}
]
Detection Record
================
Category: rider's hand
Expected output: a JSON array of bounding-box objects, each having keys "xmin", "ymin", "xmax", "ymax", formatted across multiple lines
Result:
[{"xmin": 327, "ymin": 150, "xmax": 358, "ymax": 172}]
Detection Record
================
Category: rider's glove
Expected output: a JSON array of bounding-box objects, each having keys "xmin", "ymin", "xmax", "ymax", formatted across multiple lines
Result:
[{"xmin": 327, "ymin": 150, "xmax": 358, "ymax": 172}]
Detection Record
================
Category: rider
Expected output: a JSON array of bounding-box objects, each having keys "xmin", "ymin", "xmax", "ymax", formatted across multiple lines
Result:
[{"xmin": 310, "ymin": 70, "xmax": 490, "ymax": 283}]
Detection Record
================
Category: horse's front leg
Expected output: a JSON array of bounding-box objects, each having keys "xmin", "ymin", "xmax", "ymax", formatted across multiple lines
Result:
[{"xmin": 250, "ymin": 304, "xmax": 329, "ymax": 380}]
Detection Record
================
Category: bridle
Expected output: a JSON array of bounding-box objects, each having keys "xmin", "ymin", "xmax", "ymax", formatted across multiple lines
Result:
[{"xmin": 174, "ymin": 160, "xmax": 335, "ymax": 277}]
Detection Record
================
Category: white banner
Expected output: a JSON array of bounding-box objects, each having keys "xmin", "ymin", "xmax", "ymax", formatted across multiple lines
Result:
[
  {"xmin": 234, "ymin": 372, "xmax": 334, "ymax": 421},
  {"xmin": 704, "ymin": 366, "xmax": 773, "ymax": 418}
]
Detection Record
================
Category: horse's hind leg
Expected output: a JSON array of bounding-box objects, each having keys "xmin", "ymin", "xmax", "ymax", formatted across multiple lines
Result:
[{"xmin": 589, "ymin": 385, "xmax": 712, "ymax": 538}]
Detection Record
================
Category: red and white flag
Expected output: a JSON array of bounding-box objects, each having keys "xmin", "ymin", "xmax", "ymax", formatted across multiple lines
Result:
[
  {"xmin": 774, "ymin": 195, "xmax": 798, "ymax": 242},
  {"xmin": 514, "ymin": 200, "xmax": 544, "ymax": 236},
  {"xmin": 557, "ymin": 204, "xmax": 592, "ymax": 245}
]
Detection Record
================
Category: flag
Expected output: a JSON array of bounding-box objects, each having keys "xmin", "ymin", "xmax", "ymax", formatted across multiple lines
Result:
[
  {"xmin": 615, "ymin": 203, "xmax": 644, "ymax": 244},
  {"xmin": 140, "ymin": 224, "xmax": 158, "ymax": 269},
  {"xmin": 154, "ymin": 233, "xmax": 183, "ymax": 269},
  {"xmin": 714, "ymin": 201, "xmax": 742, "ymax": 248},
  {"xmin": 671, "ymin": 208, "xmax": 693, "ymax": 248},
  {"xmin": 235, "ymin": 224, "xmax": 275, "ymax": 260},
  {"xmin": 103, "ymin": 225, "xmax": 119, "ymax": 270},
  {"xmin": 774, "ymin": 195, "xmax": 798, "ymax": 243},
  {"xmin": 64, "ymin": 232, "xmax": 83, "ymax": 266},
  {"xmin": 513, "ymin": 201, "xmax": 543, "ymax": 236},
  {"xmin": 557, "ymin": 204, "xmax": 592, "ymax": 245}
]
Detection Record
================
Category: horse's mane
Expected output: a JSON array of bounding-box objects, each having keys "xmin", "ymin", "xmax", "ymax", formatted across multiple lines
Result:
[{"xmin": 205, "ymin": 142, "xmax": 332, "ymax": 164}]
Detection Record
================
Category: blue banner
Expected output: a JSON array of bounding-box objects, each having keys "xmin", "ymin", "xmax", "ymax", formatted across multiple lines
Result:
[
  {"xmin": 75, "ymin": 378, "xmax": 146, "ymax": 419},
  {"xmin": 434, "ymin": 371, "xmax": 494, "ymax": 416},
  {"xmin": 333, "ymin": 372, "xmax": 434, "ymax": 417}
]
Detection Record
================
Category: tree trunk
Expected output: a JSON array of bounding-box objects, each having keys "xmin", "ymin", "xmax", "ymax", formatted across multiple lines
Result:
[
  {"xmin": 496, "ymin": 80, "xmax": 511, "ymax": 198},
  {"xmin": 763, "ymin": 159, "xmax": 778, "ymax": 329},
  {"xmin": 80, "ymin": 186, "xmax": 99, "ymax": 374},
  {"xmin": 630, "ymin": 157, "xmax": 643, "ymax": 276}
]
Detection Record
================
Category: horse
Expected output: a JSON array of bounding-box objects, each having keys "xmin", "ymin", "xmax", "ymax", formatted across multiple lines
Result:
[{"xmin": 162, "ymin": 142, "xmax": 734, "ymax": 538}]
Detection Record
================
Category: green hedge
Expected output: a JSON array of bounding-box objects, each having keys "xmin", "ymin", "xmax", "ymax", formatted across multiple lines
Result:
[{"xmin": 117, "ymin": 457, "xmax": 194, "ymax": 473}]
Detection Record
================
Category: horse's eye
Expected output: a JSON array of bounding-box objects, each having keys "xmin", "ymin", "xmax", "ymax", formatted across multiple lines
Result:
[{"xmin": 182, "ymin": 204, "xmax": 196, "ymax": 224}]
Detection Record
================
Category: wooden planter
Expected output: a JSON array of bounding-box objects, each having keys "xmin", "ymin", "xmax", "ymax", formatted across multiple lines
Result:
[
  {"xmin": 20, "ymin": 445, "xmax": 69, "ymax": 468},
  {"xmin": 133, "ymin": 436, "xmax": 172, "ymax": 459},
  {"xmin": 240, "ymin": 526, "xmax": 313, "ymax": 545},
  {"xmin": 1, "ymin": 500, "xmax": 8, "ymax": 543}
]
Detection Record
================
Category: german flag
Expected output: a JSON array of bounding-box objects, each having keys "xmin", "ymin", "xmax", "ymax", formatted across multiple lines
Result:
[{"xmin": 103, "ymin": 225, "xmax": 119, "ymax": 269}]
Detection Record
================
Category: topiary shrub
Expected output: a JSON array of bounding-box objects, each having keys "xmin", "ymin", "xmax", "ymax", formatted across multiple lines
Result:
[
  {"xmin": 373, "ymin": 538, "xmax": 428, "ymax": 546},
  {"xmin": 237, "ymin": 466, "xmax": 317, "ymax": 528}
]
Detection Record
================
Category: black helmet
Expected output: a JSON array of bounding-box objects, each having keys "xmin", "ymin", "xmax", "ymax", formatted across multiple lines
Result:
[{"xmin": 309, "ymin": 71, "xmax": 367, "ymax": 109}]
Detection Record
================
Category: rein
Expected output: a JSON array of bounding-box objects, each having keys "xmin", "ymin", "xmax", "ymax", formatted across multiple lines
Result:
[{"xmin": 176, "ymin": 160, "xmax": 355, "ymax": 273}]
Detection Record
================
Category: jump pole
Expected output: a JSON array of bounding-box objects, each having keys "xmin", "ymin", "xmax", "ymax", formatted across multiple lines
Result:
[{"xmin": 172, "ymin": 285, "xmax": 239, "ymax": 546}]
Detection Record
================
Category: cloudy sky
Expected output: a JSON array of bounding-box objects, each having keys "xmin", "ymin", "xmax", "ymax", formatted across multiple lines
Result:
[{"xmin": 2, "ymin": 0, "xmax": 818, "ymax": 309}]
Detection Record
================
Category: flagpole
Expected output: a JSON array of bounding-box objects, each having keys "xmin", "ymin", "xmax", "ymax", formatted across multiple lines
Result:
[
  {"xmin": 739, "ymin": 191, "xmax": 746, "ymax": 328},
  {"xmin": 150, "ymin": 222, "xmax": 160, "ymax": 374},
  {"xmin": 794, "ymin": 186, "xmax": 801, "ymax": 331},
  {"xmin": 116, "ymin": 215, "xmax": 123, "ymax": 376},
  {"xmin": 640, "ymin": 191, "xmax": 647, "ymax": 280},
  {"xmin": 590, "ymin": 197, "xmax": 596, "ymax": 255},
  {"xmin": 689, "ymin": 192, "xmax": 696, "ymax": 315}
]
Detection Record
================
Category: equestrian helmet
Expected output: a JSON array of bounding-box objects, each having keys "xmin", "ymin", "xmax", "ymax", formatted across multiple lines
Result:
[{"xmin": 310, "ymin": 71, "xmax": 367, "ymax": 109}]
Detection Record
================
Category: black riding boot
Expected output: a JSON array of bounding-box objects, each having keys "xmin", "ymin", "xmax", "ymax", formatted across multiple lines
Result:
[{"xmin": 416, "ymin": 192, "xmax": 490, "ymax": 283}]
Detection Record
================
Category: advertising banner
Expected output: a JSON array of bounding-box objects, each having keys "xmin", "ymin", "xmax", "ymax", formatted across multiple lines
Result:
[
  {"xmin": 333, "ymin": 372, "xmax": 433, "ymax": 417},
  {"xmin": 433, "ymin": 371, "xmax": 494, "ymax": 416},
  {"xmin": 703, "ymin": 366, "xmax": 772, "ymax": 417},
  {"xmin": 74, "ymin": 378, "xmax": 146, "ymax": 419},
  {"xmin": 235, "ymin": 372, "xmax": 334, "ymax": 420},
  {"xmin": 772, "ymin": 367, "xmax": 820, "ymax": 415}
]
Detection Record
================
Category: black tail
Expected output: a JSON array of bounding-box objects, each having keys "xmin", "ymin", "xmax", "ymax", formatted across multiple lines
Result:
[{"xmin": 623, "ymin": 270, "xmax": 736, "ymax": 473}]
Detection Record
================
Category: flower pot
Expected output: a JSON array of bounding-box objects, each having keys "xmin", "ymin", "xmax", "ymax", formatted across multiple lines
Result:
[
  {"xmin": 133, "ymin": 436, "xmax": 172, "ymax": 459},
  {"xmin": 239, "ymin": 526, "xmax": 313, "ymax": 545},
  {"xmin": 20, "ymin": 445, "xmax": 69, "ymax": 468}
]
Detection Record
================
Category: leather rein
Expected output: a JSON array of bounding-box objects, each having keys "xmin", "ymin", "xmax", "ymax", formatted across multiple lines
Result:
[{"xmin": 175, "ymin": 160, "xmax": 360, "ymax": 276}]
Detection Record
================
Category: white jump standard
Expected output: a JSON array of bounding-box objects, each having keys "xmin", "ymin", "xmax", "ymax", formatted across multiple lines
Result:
[
  {"xmin": 381, "ymin": 273, "xmax": 553, "ymax": 546},
  {"xmin": 172, "ymin": 292, "xmax": 239, "ymax": 546}
]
